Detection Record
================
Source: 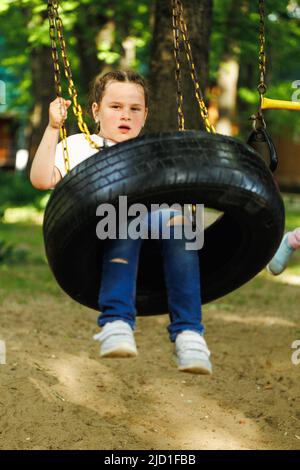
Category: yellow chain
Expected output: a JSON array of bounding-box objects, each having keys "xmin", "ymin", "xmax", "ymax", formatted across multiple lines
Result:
[
  {"xmin": 48, "ymin": 1, "xmax": 70, "ymax": 172},
  {"xmin": 172, "ymin": 1, "xmax": 215, "ymax": 224},
  {"xmin": 171, "ymin": 0, "xmax": 185, "ymax": 131},
  {"xmin": 48, "ymin": 0, "xmax": 215, "ymax": 175},
  {"xmin": 48, "ymin": 0, "xmax": 100, "ymax": 174},
  {"xmin": 171, "ymin": 0, "xmax": 215, "ymax": 133},
  {"xmin": 178, "ymin": 1, "xmax": 215, "ymax": 133},
  {"xmin": 250, "ymin": 0, "xmax": 267, "ymax": 130},
  {"xmin": 258, "ymin": 0, "xmax": 267, "ymax": 104}
]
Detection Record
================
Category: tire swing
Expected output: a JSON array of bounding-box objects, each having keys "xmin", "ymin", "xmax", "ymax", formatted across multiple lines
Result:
[{"xmin": 44, "ymin": 0, "xmax": 286, "ymax": 315}]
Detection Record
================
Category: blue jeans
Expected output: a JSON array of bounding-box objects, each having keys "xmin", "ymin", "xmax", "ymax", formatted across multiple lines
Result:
[{"xmin": 97, "ymin": 209, "xmax": 204, "ymax": 342}]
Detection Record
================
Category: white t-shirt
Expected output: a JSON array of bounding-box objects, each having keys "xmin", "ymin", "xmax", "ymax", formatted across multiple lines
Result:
[
  {"xmin": 54, "ymin": 132, "xmax": 193, "ymax": 223},
  {"xmin": 55, "ymin": 133, "xmax": 116, "ymax": 178}
]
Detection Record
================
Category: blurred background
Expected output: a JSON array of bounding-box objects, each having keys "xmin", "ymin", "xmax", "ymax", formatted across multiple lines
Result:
[
  {"xmin": 0, "ymin": 2, "xmax": 300, "ymax": 450},
  {"xmin": 0, "ymin": 0, "xmax": 300, "ymax": 244},
  {"xmin": 1, "ymin": 1, "xmax": 300, "ymax": 181}
]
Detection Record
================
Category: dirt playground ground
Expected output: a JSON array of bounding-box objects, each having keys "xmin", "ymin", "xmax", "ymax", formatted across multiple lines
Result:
[{"xmin": 0, "ymin": 267, "xmax": 300, "ymax": 450}]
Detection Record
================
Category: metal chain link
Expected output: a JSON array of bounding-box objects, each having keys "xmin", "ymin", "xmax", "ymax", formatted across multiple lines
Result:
[
  {"xmin": 48, "ymin": 0, "xmax": 70, "ymax": 172},
  {"xmin": 171, "ymin": 0, "xmax": 185, "ymax": 131},
  {"xmin": 48, "ymin": 0, "xmax": 215, "ymax": 174},
  {"xmin": 251, "ymin": 0, "xmax": 267, "ymax": 130},
  {"xmin": 47, "ymin": 0, "xmax": 100, "ymax": 174},
  {"xmin": 258, "ymin": 0, "xmax": 267, "ymax": 98},
  {"xmin": 177, "ymin": 0, "xmax": 215, "ymax": 133},
  {"xmin": 171, "ymin": 0, "xmax": 215, "ymax": 133}
]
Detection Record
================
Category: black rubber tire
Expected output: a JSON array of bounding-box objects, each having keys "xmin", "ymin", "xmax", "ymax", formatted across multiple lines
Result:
[{"xmin": 43, "ymin": 130, "xmax": 285, "ymax": 314}]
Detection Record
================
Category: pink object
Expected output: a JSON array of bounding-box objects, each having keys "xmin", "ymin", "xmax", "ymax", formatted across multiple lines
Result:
[{"xmin": 287, "ymin": 227, "xmax": 300, "ymax": 250}]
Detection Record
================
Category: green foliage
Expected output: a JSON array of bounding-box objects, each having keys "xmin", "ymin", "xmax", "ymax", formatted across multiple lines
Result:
[
  {"xmin": 211, "ymin": 0, "xmax": 300, "ymax": 139},
  {"xmin": 0, "ymin": 239, "xmax": 14, "ymax": 262},
  {"xmin": 1, "ymin": 0, "xmax": 300, "ymax": 139},
  {"xmin": 0, "ymin": 0, "xmax": 153, "ymax": 116},
  {"xmin": 0, "ymin": 172, "xmax": 49, "ymax": 211},
  {"xmin": 0, "ymin": 171, "xmax": 45, "ymax": 266},
  {"xmin": 0, "ymin": 207, "xmax": 5, "ymax": 223},
  {"xmin": 0, "ymin": 238, "xmax": 29, "ymax": 264}
]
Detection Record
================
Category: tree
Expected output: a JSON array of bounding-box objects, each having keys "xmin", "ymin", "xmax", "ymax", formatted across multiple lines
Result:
[
  {"xmin": 212, "ymin": 0, "xmax": 300, "ymax": 139},
  {"xmin": 1, "ymin": 0, "xmax": 300, "ymax": 154},
  {"xmin": 215, "ymin": 0, "xmax": 248, "ymax": 136},
  {"xmin": 0, "ymin": 0, "xmax": 153, "ymax": 160},
  {"xmin": 146, "ymin": 0, "xmax": 213, "ymax": 133}
]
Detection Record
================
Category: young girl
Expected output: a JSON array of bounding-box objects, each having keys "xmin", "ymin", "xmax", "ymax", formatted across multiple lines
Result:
[
  {"xmin": 267, "ymin": 228, "xmax": 300, "ymax": 275},
  {"xmin": 30, "ymin": 70, "xmax": 212, "ymax": 375}
]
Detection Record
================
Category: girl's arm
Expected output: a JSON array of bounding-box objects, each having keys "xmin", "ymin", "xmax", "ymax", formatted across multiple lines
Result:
[{"xmin": 30, "ymin": 98, "xmax": 71, "ymax": 190}]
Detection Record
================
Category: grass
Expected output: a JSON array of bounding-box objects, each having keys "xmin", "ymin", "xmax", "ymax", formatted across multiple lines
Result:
[
  {"xmin": 0, "ymin": 208, "xmax": 62, "ymax": 300},
  {"xmin": 1, "ymin": 198, "xmax": 300, "ymax": 452},
  {"xmin": 1, "ymin": 194, "xmax": 300, "ymax": 303}
]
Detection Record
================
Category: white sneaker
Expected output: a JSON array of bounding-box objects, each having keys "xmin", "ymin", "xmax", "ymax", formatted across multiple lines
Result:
[
  {"xmin": 175, "ymin": 330, "xmax": 212, "ymax": 375},
  {"xmin": 93, "ymin": 320, "xmax": 137, "ymax": 358},
  {"xmin": 267, "ymin": 233, "xmax": 294, "ymax": 275}
]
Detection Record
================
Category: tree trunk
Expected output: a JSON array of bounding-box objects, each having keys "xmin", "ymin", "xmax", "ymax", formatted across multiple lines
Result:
[
  {"xmin": 74, "ymin": 6, "xmax": 111, "ymax": 91},
  {"xmin": 146, "ymin": 0, "xmax": 213, "ymax": 133},
  {"xmin": 27, "ymin": 45, "xmax": 55, "ymax": 167},
  {"xmin": 216, "ymin": 0, "xmax": 248, "ymax": 136},
  {"xmin": 216, "ymin": 58, "xmax": 239, "ymax": 136}
]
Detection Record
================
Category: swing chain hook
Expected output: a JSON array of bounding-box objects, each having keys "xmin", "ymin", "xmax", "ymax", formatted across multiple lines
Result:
[
  {"xmin": 250, "ymin": 112, "xmax": 266, "ymax": 131},
  {"xmin": 249, "ymin": 1, "xmax": 268, "ymax": 132},
  {"xmin": 248, "ymin": 0, "xmax": 279, "ymax": 176}
]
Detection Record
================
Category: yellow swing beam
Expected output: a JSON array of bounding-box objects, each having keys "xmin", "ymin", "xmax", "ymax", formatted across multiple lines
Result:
[{"xmin": 261, "ymin": 96, "xmax": 300, "ymax": 111}]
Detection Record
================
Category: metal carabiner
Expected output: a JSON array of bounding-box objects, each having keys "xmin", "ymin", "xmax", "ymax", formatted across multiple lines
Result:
[{"xmin": 247, "ymin": 114, "xmax": 278, "ymax": 172}]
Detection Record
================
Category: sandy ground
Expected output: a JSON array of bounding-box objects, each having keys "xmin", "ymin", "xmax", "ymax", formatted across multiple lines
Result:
[{"xmin": 0, "ymin": 269, "xmax": 300, "ymax": 450}]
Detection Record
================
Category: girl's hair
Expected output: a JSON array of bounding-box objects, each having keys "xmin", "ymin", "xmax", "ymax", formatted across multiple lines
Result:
[{"xmin": 88, "ymin": 70, "xmax": 149, "ymax": 118}]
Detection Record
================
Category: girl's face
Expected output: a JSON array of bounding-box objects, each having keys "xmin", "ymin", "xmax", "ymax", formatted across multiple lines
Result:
[{"xmin": 92, "ymin": 81, "xmax": 148, "ymax": 143}]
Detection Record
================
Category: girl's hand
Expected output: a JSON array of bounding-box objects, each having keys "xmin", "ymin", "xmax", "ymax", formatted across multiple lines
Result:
[{"xmin": 48, "ymin": 97, "xmax": 72, "ymax": 129}]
